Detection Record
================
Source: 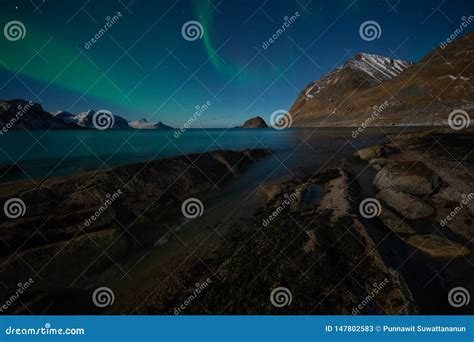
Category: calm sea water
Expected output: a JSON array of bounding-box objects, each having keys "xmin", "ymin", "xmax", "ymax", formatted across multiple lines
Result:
[{"xmin": 0, "ymin": 127, "xmax": 414, "ymax": 182}]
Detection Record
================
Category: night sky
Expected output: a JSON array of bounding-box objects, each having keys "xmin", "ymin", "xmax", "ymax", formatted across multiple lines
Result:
[{"xmin": 0, "ymin": 0, "xmax": 473, "ymax": 128}]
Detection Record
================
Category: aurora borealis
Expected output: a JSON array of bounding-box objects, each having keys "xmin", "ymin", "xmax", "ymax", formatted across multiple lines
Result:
[{"xmin": 0, "ymin": 0, "xmax": 473, "ymax": 128}]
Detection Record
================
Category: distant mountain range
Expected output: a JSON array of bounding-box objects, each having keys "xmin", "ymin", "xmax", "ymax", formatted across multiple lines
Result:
[
  {"xmin": 0, "ymin": 100, "xmax": 173, "ymax": 131},
  {"xmin": 290, "ymin": 30, "xmax": 474, "ymax": 126}
]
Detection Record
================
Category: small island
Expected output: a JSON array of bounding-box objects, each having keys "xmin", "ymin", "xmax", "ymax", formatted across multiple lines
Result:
[{"xmin": 237, "ymin": 116, "xmax": 268, "ymax": 128}]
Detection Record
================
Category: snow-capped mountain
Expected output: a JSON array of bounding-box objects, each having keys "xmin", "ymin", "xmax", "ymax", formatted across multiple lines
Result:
[
  {"xmin": 291, "ymin": 53, "xmax": 413, "ymax": 126},
  {"xmin": 128, "ymin": 118, "xmax": 172, "ymax": 129},
  {"xmin": 53, "ymin": 111, "xmax": 173, "ymax": 129},
  {"xmin": 55, "ymin": 110, "xmax": 131, "ymax": 129},
  {"xmin": 291, "ymin": 31, "xmax": 474, "ymax": 127},
  {"xmin": 290, "ymin": 53, "xmax": 411, "ymax": 122},
  {"xmin": 26, "ymin": 108, "xmax": 174, "ymax": 130},
  {"xmin": 344, "ymin": 53, "xmax": 411, "ymax": 84},
  {"xmin": 53, "ymin": 110, "xmax": 74, "ymax": 119},
  {"xmin": 302, "ymin": 53, "xmax": 412, "ymax": 99},
  {"xmin": 52, "ymin": 109, "xmax": 173, "ymax": 129}
]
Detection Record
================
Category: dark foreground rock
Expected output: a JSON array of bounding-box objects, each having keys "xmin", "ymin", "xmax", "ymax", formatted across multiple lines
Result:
[
  {"xmin": 0, "ymin": 148, "xmax": 271, "ymax": 307},
  {"xmin": 126, "ymin": 168, "xmax": 416, "ymax": 314}
]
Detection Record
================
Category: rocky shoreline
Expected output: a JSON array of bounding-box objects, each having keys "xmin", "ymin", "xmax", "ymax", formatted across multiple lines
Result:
[
  {"xmin": 0, "ymin": 148, "xmax": 271, "ymax": 312},
  {"xmin": 351, "ymin": 128, "xmax": 473, "ymax": 313},
  {"xmin": 122, "ymin": 127, "xmax": 473, "ymax": 315},
  {"xmin": 1, "ymin": 127, "xmax": 472, "ymax": 315}
]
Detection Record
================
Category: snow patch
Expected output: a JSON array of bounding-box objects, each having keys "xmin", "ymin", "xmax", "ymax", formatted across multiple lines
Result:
[{"xmin": 438, "ymin": 75, "xmax": 470, "ymax": 81}]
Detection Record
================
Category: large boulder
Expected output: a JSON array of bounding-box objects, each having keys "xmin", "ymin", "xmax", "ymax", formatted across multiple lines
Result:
[
  {"xmin": 353, "ymin": 145, "xmax": 384, "ymax": 161},
  {"xmin": 377, "ymin": 188, "xmax": 435, "ymax": 220},
  {"xmin": 406, "ymin": 234, "xmax": 471, "ymax": 258},
  {"xmin": 374, "ymin": 161, "xmax": 440, "ymax": 195},
  {"xmin": 353, "ymin": 145, "xmax": 399, "ymax": 161}
]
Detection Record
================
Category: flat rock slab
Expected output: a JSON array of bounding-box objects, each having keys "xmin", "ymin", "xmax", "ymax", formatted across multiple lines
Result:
[
  {"xmin": 406, "ymin": 234, "xmax": 471, "ymax": 258},
  {"xmin": 377, "ymin": 188, "xmax": 435, "ymax": 220},
  {"xmin": 374, "ymin": 161, "xmax": 440, "ymax": 195}
]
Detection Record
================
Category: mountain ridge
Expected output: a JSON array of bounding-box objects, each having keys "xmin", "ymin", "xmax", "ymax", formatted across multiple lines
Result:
[{"xmin": 290, "ymin": 30, "xmax": 474, "ymax": 127}]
